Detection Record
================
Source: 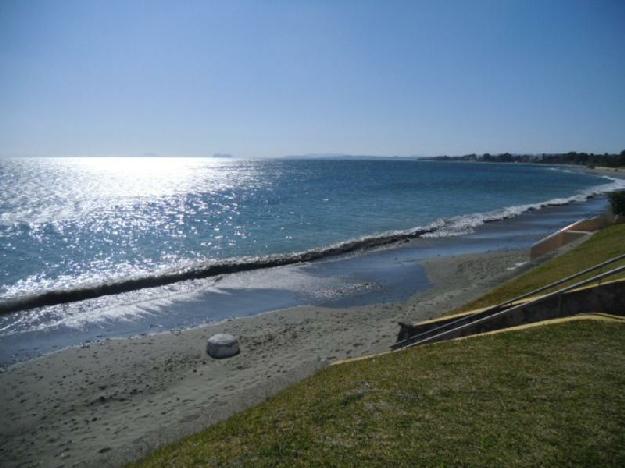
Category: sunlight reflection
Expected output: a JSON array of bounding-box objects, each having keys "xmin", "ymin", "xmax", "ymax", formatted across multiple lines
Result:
[{"xmin": 64, "ymin": 157, "xmax": 225, "ymax": 198}]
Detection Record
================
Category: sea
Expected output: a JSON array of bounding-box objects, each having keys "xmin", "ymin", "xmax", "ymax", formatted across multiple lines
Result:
[{"xmin": 0, "ymin": 157, "xmax": 622, "ymax": 365}]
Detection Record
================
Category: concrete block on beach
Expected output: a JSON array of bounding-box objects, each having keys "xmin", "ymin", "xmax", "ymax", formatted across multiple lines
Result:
[{"xmin": 207, "ymin": 334, "xmax": 240, "ymax": 358}]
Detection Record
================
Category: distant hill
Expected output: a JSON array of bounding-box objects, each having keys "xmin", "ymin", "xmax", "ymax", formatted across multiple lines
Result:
[{"xmin": 278, "ymin": 153, "xmax": 424, "ymax": 160}]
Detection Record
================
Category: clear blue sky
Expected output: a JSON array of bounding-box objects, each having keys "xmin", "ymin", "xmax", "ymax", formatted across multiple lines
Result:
[{"xmin": 1, "ymin": 0, "xmax": 624, "ymax": 158}]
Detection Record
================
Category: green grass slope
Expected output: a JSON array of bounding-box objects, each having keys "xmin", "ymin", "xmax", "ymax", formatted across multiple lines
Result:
[{"xmin": 133, "ymin": 320, "xmax": 625, "ymax": 467}]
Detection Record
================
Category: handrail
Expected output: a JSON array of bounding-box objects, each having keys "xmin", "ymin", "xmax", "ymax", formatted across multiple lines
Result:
[
  {"xmin": 399, "ymin": 264, "xmax": 625, "ymax": 349},
  {"xmin": 392, "ymin": 252, "xmax": 625, "ymax": 350},
  {"xmin": 496, "ymin": 252, "xmax": 625, "ymax": 308}
]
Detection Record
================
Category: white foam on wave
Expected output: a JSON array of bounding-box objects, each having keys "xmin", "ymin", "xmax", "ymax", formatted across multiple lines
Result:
[
  {"xmin": 0, "ymin": 275, "xmax": 226, "ymax": 335},
  {"xmin": 0, "ymin": 261, "xmax": 341, "ymax": 335},
  {"xmin": 2, "ymin": 170, "xmax": 622, "ymax": 313},
  {"xmin": 422, "ymin": 174, "xmax": 624, "ymax": 239}
]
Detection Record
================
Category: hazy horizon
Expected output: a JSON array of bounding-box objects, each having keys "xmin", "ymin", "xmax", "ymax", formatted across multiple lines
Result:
[{"xmin": 2, "ymin": 151, "xmax": 625, "ymax": 160}]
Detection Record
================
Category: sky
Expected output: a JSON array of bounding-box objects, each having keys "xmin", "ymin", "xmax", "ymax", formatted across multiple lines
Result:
[{"xmin": 1, "ymin": 0, "xmax": 624, "ymax": 158}]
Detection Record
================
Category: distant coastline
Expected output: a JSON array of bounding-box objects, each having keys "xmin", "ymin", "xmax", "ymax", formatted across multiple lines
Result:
[{"xmin": 423, "ymin": 150, "xmax": 625, "ymax": 168}]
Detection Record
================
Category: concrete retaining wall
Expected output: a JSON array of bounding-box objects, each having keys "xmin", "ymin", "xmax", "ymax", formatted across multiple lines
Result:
[
  {"xmin": 529, "ymin": 214, "xmax": 623, "ymax": 260},
  {"xmin": 422, "ymin": 280, "xmax": 625, "ymax": 345},
  {"xmin": 567, "ymin": 215, "xmax": 611, "ymax": 232},
  {"xmin": 529, "ymin": 228, "xmax": 590, "ymax": 259}
]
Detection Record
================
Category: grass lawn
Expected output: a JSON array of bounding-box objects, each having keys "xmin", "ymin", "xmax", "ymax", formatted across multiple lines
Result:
[
  {"xmin": 452, "ymin": 224, "xmax": 625, "ymax": 314},
  {"xmin": 133, "ymin": 320, "xmax": 625, "ymax": 467}
]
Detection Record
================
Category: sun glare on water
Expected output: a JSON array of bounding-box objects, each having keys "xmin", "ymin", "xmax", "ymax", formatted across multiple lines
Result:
[{"xmin": 64, "ymin": 157, "xmax": 223, "ymax": 198}]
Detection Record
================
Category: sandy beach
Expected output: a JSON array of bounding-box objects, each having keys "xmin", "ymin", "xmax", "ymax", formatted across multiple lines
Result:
[
  {"xmin": 585, "ymin": 166, "xmax": 625, "ymax": 179},
  {"xmin": 0, "ymin": 248, "xmax": 533, "ymax": 467}
]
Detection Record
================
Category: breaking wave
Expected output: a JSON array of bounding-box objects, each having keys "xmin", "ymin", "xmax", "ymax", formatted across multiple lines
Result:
[{"xmin": 1, "ymin": 174, "xmax": 623, "ymax": 315}]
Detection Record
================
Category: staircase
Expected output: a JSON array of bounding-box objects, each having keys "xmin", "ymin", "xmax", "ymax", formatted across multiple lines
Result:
[{"xmin": 392, "ymin": 254, "xmax": 625, "ymax": 351}]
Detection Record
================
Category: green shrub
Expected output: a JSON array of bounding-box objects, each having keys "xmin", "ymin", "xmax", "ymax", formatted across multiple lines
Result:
[{"xmin": 608, "ymin": 191, "xmax": 625, "ymax": 216}]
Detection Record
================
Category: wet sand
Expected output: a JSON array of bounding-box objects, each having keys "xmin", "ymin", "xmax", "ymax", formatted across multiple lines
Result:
[{"xmin": 0, "ymin": 248, "xmax": 531, "ymax": 467}]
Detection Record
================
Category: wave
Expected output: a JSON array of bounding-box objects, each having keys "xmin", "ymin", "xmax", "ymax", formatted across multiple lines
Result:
[
  {"xmin": 423, "ymin": 174, "xmax": 624, "ymax": 238},
  {"xmin": 1, "ymin": 174, "xmax": 623, "ymax": 315},
  {"xmin": 0, "ymin": 226, "xmax": 439, "ymax": 315}
]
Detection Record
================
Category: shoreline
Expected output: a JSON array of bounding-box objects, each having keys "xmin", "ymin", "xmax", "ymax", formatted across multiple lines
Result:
[
  {"xmin": 1, "ymin": 163, "xmax": 620, "ymax": 316},
  {"xmin": 582, "ymin": 165, "xmax": 625, "ymax": 179},
  {"xmin": 0, "ymin": 164, "xmax": 623, "ymax": 466},
  {"xmin": 0, "ymin": 248, "xmax": 532, "ymax": 467},
  {"xmin": 0, "ymin": 191, "xmax": 613, "ymax": 367}
]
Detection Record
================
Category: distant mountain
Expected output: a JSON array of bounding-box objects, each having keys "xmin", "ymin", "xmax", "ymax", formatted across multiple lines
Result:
[{"xmin": 278, "ymin": 153, "xmax": 425, "ymax": 160}]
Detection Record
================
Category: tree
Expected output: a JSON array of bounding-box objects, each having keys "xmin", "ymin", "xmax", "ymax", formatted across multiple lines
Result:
[{"xmin": 608, "ymin": 191, "xmax": 625, "ymax": 216}]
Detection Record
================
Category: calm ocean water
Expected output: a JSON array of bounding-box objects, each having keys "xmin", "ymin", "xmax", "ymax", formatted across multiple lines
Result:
[{"xmin": 0, "ymin": 157, "xmax": 619, "ymax": 304}]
